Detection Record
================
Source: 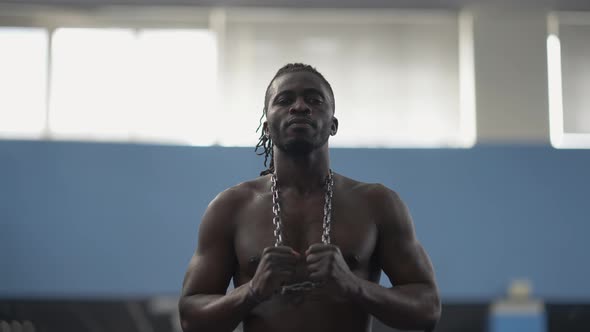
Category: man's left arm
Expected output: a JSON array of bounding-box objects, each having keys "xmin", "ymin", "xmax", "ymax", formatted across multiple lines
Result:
[{"xmin": 306, "ymin": 185, "xmax": 441, "ymax": 331}]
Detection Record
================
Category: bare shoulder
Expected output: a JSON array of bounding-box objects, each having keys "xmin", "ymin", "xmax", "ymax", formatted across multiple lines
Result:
[
  {"xmin": 199, "ymin": 175, "xmax": 270, "ymax": 235},
  {"xmin": 207, "ymin": 176, "xmax": 269, "ymax": 212},
  {"xmin": 335, "ymin": 173, "xmax": 403, "ymax": 206},
  {"xmin": 334, "ymin": 173, "xmax": 410, "ymax": 230}
]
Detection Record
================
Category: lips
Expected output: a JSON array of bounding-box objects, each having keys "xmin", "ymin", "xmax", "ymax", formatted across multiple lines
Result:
[{"xmin": 287, "ymin": 118, "xmax": 315, "ymax": 128}]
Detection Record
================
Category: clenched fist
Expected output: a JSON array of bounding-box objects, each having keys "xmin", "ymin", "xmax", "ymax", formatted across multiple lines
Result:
[
  {"xmin": 305, "ymin": 243, "xmax": 359, "ymax": 297},
  {"xmin": 249, "ymin": 246, "xmax": 300, "ymax": 300}
]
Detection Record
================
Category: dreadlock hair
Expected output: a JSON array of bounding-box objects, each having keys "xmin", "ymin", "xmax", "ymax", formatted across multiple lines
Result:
[{"xmin": 255, "ymin": 63, "xmax": 335, "ymax": 176}]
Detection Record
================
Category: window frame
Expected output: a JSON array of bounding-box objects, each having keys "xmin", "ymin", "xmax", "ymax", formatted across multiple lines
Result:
[{"xmin": 547, "ymin": 11, "xmax": 590, "ymax": 149}]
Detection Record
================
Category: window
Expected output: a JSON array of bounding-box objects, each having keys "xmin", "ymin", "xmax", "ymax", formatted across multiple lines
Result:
[
  {"xmin": 547, "ymin": 13, "xmax": 590, "ymax": 148},
  {"xmin": 0, "ymin": 7, "xmax": 216, "ymax": 145},
  {"xmin": 0, "ymin": 28, "xmax": 47, "ymax": 138},
  {"xmin": 50, "ymin": 28, "xmax": 217, "ymax": 144}
]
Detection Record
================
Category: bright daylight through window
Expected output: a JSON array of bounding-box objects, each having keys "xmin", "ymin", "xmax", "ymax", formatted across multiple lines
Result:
[{"xmin": 0, "ymin": 8, "xmax": 475, "ymax": 148}]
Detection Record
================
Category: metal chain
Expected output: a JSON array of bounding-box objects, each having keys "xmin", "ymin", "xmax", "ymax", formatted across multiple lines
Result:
[
  {"xmin": 270, "ymin": 174, "xmax": 283, "ymax": 247},
  {"xmin": 270, "ymin": 169, "xmax": 334, "ymax": 294},
  {"xmin": 322, "ymin": 170, "xmax": 334, "ymax": 244}
]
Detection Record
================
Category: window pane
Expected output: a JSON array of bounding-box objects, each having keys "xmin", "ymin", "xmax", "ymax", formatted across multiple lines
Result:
[
  {"xmin": 49, "ymin": 28, "xmax": 137, "ymax": 139},
  {"xmin": 221, "ymin": 10, "xmax": 467, "ymax": 147},
  {"xmin": 49, "ymin": 28, "xmax": 217, "ymax": 144},
  {"xmin": 0, "ymin": 28, "xmax": 47, "ymax": 138},
  {"xmin": 560, "ymin": 24, "xmax": 590, "ymax": 134},
  {"xmin": 133, "ymin": 29, "xmax": 217, "ymax": 145}
]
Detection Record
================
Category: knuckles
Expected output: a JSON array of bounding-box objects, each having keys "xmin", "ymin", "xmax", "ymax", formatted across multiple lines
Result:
[{"xmin": 262, "ymin": 246, "xmax": 273, "ymax": 255}]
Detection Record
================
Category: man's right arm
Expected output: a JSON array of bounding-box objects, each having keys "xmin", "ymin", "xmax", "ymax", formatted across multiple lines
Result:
[{"xmin": 178, "ymin": 188, "xmax": 257, "ymax": 332}]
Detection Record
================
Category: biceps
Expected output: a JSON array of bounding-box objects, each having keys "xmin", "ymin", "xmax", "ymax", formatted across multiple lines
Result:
[
  {"xmin": 181, "ymin": 246, "xmax": 236, "ymax": 297},
  {"xmin": 380, "ymin": 239, "xmax": 436, "ymax": 286}
]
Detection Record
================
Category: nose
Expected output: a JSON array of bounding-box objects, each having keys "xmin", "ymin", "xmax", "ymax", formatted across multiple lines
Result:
[{"xmin": 289, "ymin": 97, "xmax": 311, "ymax": 115}]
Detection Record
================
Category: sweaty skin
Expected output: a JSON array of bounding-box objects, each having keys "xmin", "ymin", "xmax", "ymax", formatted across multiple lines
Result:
[{"xmin": 179, "ymin": 69, "xmax": 440, "ymax": 332}]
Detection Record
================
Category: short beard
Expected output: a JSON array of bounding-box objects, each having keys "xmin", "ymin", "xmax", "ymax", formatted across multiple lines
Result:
[
  {"xmin": 274, "ymin": 131, "xmax": 330, "ymax": 156},
  {"xmin": 277, "ymin": 140, "xmax": 314, "ymax": 156}
]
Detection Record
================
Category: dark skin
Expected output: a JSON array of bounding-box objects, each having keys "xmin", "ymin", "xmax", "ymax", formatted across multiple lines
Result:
[{"xmin": 179, "ymin": 71, "xmax": 441, "ymax": 332}]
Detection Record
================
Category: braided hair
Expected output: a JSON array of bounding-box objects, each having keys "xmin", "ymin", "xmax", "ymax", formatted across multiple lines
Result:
[{"xmin": 255, "ymin": 63, "xmax": 335, "ymax": 176}]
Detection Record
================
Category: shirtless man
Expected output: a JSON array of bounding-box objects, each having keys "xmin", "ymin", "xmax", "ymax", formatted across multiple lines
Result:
[{"xmin": 179, "ymin": 63, "xmax": 440, "ymax": 332}]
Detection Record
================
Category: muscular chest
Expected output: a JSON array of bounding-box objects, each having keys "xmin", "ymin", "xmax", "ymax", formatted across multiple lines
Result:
[{"xmin": 234, "ymin": 191, "xmax": 378, "ymax": 277}]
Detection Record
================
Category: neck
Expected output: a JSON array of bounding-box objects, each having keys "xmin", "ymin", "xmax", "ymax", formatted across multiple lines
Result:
[{"xmin": 273, "ymin": 144, "xmax": 331, "ymax": 194}]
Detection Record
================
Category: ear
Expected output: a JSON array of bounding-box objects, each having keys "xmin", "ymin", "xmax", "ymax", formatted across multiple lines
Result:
[
  {"xmin": 330, "ymin": 117, "xmax": 338, "ymax": 136},
  {"xmin": 262, "ymin": 121, "xmax": 269, "ymax": 137}
]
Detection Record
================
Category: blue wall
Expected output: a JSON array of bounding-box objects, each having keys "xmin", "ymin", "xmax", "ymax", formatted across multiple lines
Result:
[{"xmin": 1, "ymin": 140, "xmax": 588, "ymax": 301}]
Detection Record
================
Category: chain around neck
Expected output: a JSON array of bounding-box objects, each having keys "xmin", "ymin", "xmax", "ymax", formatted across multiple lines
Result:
[
  {"xmin": 270, "ymin": 169, "xmax": 334, "ymax": 247},
  {"xmin": 269, "ymin": 169, "xmax": 335, "ymax": 294}
]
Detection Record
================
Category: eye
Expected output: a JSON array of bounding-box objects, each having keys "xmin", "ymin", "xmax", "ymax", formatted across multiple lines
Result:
[
  {"xmin": 275, "ymin": 96, "xmax": 293, "ymax": 106},
  {"xmin": 307, "ymin": 96, "xmax": 324, "ymax": 105}
]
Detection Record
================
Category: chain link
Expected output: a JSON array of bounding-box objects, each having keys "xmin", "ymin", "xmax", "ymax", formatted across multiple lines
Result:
[
  {"xmin": 271, "ymin": 174, "xmax": 283, "ymax": 247},
  {"xmin": 322, "ymin": 171, "xmax": 334, "ymax": 244},
  {"xmin": 270, "ymin": 169, "xmax": 334, "ymax": 294}
]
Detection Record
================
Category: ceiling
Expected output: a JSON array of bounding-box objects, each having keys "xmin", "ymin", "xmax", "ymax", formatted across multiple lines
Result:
[{"xmin": 0, "ymin": 0, "xmax": 589, "ymax": 10}]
